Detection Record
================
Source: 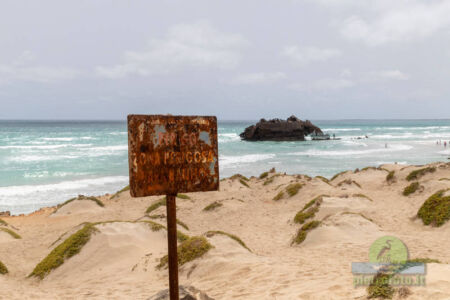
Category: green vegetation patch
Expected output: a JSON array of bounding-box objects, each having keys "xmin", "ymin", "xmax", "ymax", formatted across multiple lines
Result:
[
  {"xmin": 138, "ymin": 220, "xmax": 189, "ymax": 242},
  {"xmin": 361, "ymin": 166, "xmax": 377, "ymax": 172},
  {"xmin": 342, "ymin": 212, "xmax": 374, "ymax": 223},
  {"xmin": 56, "ymin": 195, "xmax": 104, "ymax": 212},
  {"xmin": 408, "ymin": 257, "xmax": 441, "ymax": 264},
  {"xmin": 0, "ymin": 261, "xmax": 8, "ymax": 275},
  {"xmin": 176, "ymin": 219, "xmax": 189, "ymax": 231},
  {"xmin": 146, "ymin": 198, "xmax": 167, "ymax": 214},
  {"xmin": 406, "ymin": 167, "xmax": 436, "ymax": 181},
  {"xmin": 177, "ymin": 230, "xmax": 190, "ymax": 242},
  {"xmin": 157, "ymin": 236, "xmax": 213, "ymax": 269},
  {"xmin": 417, "ymin": 189, "xmax": 450, "ymax": 227},
  {"xmin": 439, "ymin": 178, "xmax": 450, "ymax": 181},
  {"xmin": 315, "ymin": 176, "xmax": 331, "ymax": 185},
  {"xmin": 110, "ymin": 185, "xmax": 130, "ymax": 199},
  {"xmin": 230, "ymin": 174, "xmax": 249, "ymax": 181},
  {"xmin": 294, "ymin": 195, "xmax": 325, "ymax": 224},
  {"xmin": 300, "ymin": 220, "xmax": 320, "ymax": 231},
  {"xmin": 263, "ymin": 177, "xmax": 274, "ymax": 186},
  {"xmin": 403, "ymin": 182, "xmax": 420, "ymax": 196},
  {"xmin": 239, "ymin": 179, "xmax": 250, "ymax": 188},
  {"xmin": 147, "ymin": 214, "xmax": 189, "ymax": 231},
  {"xmin": 286, "ymin": 183, "xmax": 303, "ymax": 197},
  {"xmin": 205, "ymin": 230, "xmax": 251, "ymax": 252},
  {"xmin": 203, "ymin": 201, "xmax": 223, "ymax": 212},
  {"xmin": 352, "ymin": 193, "xmax": 373, "ymax": 201},
  {"xmin": 176, "ymin": 194, "xmax": 191, "ymax": 200},
  {"xmin": 292, "ymin": 220, "xmax": 321, "ymax": 245},
  {"xmin": 139, "ymin": 220, "xmax": 165, "ymax": 232},
  {"xmin": 367, "ymin": 273, "xmax": 395, "ymax": 299},
  {"xmin": 30, "ymin": 223, "xmax": 98, "ymax": 279},
  {"xmin": 273, "ymin": 191, "xmax": 285, "ymax": 201},
  {"xmin": 386, "ymin": 171, "xmax": 395, "ymax": 183},
  {"xmin": 0, "ymin": 227, "xmax": 21, "ymax": 239},
  {"xmin": 337, "ymin": 179, "xmax": 362, "ymax": 188},
  {"xmin": 0, "ymin": 218, "xmax": 7, "ymax": 226},
  {"xmin": 330, "ymin": 170, "xmax": 348, "ymax": 182},
  {"xmin": 259, "ymin": 172, "xmax": 269, "ymax": 179}
]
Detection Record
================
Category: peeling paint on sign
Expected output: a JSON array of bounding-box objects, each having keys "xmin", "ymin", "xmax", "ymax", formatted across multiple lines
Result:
[{"xmin": 128, "ymin": 115, "xmax": 219, "ymax": 196}]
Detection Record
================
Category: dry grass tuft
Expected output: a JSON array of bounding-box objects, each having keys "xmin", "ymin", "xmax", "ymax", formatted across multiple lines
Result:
[{"xmin": 205, "ymin": 230, "xmax": 251, "ymax": 252}]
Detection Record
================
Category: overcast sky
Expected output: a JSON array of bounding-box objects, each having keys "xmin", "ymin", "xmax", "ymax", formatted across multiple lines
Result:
[{"xmin": 1, "ymin": 0, "xmax": 450, "ymax": 120}]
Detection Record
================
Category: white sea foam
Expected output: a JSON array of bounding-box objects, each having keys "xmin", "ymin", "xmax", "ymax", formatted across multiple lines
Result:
[
  {"xmin": 0, "ymin": 176, "xmax": 129, "ymax": 214},
  {"xmin": 287, "ymin": 144, "xmax": 413, "ymax": 157},
  {"xmin": 322, "ymin": 128, "xmax": 361, "ymax": 132},
  {"xmin": 9, "ymin": 155, "xmax": 81, "ymax": 162},
  {"xmin": 341, "ymin": 140, "xmax": 368, "ymax": 147},
  {"xmin": 109, "ymin": 132, "xmax": 127, "ymax": 135},
  {"xmin": 376, "ymin": 161, "xmax": 408, "ymax": 165},
  {"xmin": 218, "ymin": 133, "xmax": 241, "ymax": 143},
  {"xmin": 220, "ymin": 154, "xmax": 276, "ymax": 166},
  {"xmin": 0, "ymin": 176, "xmax": 129, "ymax": 197},
  {"xmin": 0, "ymin": 144, "xmax": 92, "ymax": 150},
  {"xmin": 438, "ymin": 149, "xmax": 450, "ymax": 155},
  {"xmin": 41, "ymin": 137, "xmax": 74, "ymax": 141},
  {"xmin": 90, "ymin": 145, "xmax": 128, "ymax": 151},
  {"xmin": 374, "ymin": 126, "xmax": 450, "ymax": 130}
]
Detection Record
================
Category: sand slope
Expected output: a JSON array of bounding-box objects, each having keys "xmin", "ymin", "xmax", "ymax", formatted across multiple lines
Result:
[{"xmin": 0, "ymin": 162, "xmax": 449, "ymax": 299}]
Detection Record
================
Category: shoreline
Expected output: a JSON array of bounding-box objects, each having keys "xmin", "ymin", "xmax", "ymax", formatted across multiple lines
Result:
[{"xmin": 1, "ymin": 159, "xmax": 448, "ymax": 218}]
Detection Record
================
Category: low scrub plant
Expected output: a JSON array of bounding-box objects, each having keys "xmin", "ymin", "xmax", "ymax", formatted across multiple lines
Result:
[
  {"xmin": 157, "ymin": 236, "xmax": 212, "ymax": 269},
  {"xmin": 230, "ymin": 174, "xmax": 249, "ymax": 181},
  {"xmin": 294, "ymin": 195, "xmax": 325, "ymax": 224},
  {"xmin": 0, "ymin": 227, "xmax": 21, "ymax": 239},
  {"xmin": 367, "ymin": 273, "xmax": 395, "ymax": 299},
  {"xmin": 406, "ymin": 167, "xmax": 436, "ymax": 181},
  {"xmin": 239, "ymin": 179, "xmax": 250, "ymax": 187},
  {"xmin": 292, "ymin": 220, "xmax": 321, "ymax": 245},
  {"xmin": 315, "ymin": 176, "xmax": 330, "ymax": 185},
  {"xmin": 286, "ymin": 183, "xmax": 303, "ymax": 197},
  {"xmin": 273, "ymin": 191, "xmax": 285, "ymax": 201},
  {"xmin": 403, "ymin": 182, "xmax": 420, "ymax": 196},
  {"xmin": 386, "ymin": 171, "xmax": 395, "ymax": 183},
  {"xmin": 330, "ymin": 170, "xmax": 348, "ymax": 181},
  {"xmin": 29, "ymin": 223, "xmax": 98, "ymax": 279},
  {"xmin": 417, "ymin": 189, "xmax": 450, "ymax": 227},
  {"xmin": 337, "ymin": 179, "xmax": 362, "ymax": 188},
  {"xmin": 56, "ymin": 195, "xmax": 104, "ymax": 212},
  {"xmin": 259, "ymin": 172, "xmax": 269, "ymax": 179},
  {"xmin": 0, "ymin": 261, "xmax": 8, "ymax": 275}
]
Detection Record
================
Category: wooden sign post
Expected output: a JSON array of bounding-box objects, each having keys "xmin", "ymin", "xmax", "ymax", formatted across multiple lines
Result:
[{"xmin": 127, "ymin": 115, "xmax": 219, "ymax": 300}]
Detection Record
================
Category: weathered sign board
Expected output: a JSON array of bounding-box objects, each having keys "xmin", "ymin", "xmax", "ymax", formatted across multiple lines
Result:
[
  {"xmin": 127, "ymin": 114, "xmax": 219, "ymax": 300},
  {"xmin": 127, "ymin": 115, "xmax": 219, "ymax": 196}
]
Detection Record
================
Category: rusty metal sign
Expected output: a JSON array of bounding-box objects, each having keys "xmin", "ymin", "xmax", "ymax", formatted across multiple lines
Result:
[{"xmin": 127, "ymin": 115, "xmax": 219, "ymax": 197}]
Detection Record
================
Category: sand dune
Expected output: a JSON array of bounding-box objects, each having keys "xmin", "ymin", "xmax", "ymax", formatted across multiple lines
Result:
[{"xmin": 0, "ymin": 162, "xmax": 449, "ymax": 299}]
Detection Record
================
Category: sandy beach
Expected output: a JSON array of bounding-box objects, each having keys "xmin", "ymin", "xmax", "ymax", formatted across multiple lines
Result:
[{"xmin": 1, "ymin": 162, "xmax": 449, "ymax": 299}]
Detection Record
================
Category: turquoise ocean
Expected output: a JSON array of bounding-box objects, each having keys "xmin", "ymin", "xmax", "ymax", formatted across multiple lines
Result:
[{"xmin": 1, "ymin": 119, "xmax": 450, "ymax": 215}]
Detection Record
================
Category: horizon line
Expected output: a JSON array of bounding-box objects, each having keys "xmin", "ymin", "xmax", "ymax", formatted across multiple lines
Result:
[{"xmin": 2, "ymin": 118, "xmax": 450, "ymax": 122}]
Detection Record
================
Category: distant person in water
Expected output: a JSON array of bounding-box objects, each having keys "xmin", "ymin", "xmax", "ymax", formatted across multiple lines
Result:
[{"xmin": 445, "ymin": 142, "xmax": 447, "ymax": 147}]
